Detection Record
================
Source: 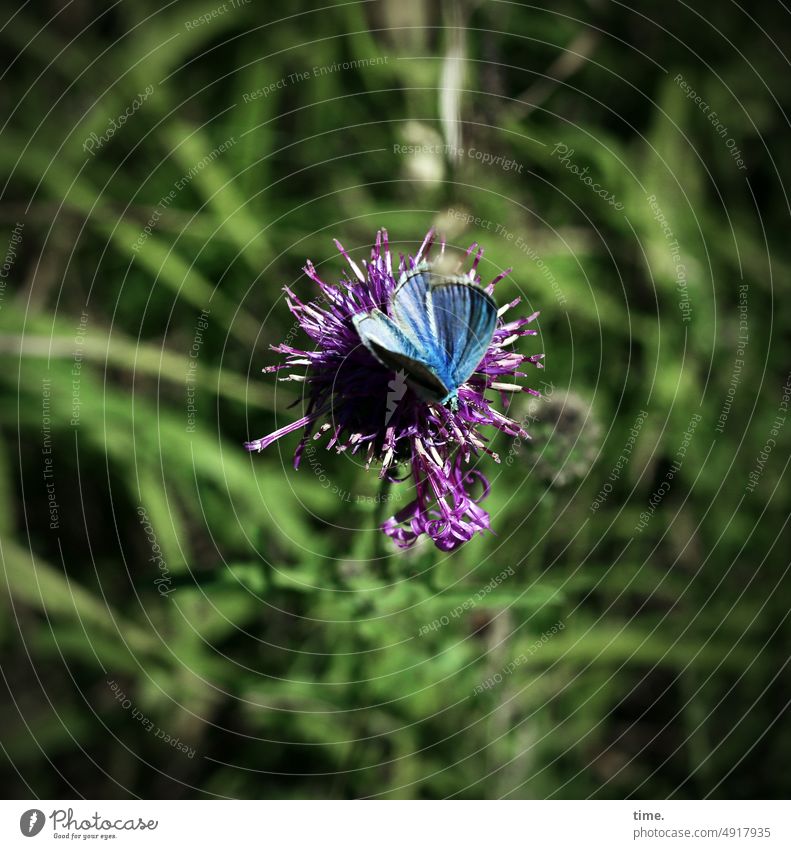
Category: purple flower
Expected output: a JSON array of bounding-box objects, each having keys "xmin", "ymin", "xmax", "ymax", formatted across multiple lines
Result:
[{"xmin": 246, "ymin": 229, "xmax": 543, "ymax": 551}]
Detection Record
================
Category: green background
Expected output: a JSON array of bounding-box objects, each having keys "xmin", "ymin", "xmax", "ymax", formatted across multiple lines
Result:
[{"xmin": 0, "ymin": 0, "xmax": 789, "ymax": 798}]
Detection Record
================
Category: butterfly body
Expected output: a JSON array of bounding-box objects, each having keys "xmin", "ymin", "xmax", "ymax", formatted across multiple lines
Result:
[{"xmin": 352, "ymin": 265, "xmax": 498, "ymax": 407}]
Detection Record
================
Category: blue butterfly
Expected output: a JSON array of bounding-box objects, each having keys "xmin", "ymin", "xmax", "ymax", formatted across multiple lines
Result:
[{"xmin": 352, "ymin": 263, "xmax": 498, "ymax": 408}]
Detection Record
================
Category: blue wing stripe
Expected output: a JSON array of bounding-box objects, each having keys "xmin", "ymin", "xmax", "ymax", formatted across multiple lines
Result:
[{"xmin": 390, "ymin": 266, "xmax": 436, "ymax": 349}]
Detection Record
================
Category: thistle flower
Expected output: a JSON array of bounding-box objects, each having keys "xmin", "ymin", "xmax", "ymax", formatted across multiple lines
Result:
[
  {"xmin": 245, "ymin": 228, "xmax": 543, "ymax": 551},
  {"xmin": 522, "ymin": 390, "xmax": 601, "ymax": 487}
]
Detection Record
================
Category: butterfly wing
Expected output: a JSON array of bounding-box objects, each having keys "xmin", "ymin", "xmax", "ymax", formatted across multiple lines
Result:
[
  {"xmin": 352, "ymin": 309, "xmax": 451, "ymax": 402},
  {"xmin": 390, "ymin": 265, "xmax": 436, "ymax": 349},
  {"xmin": 428, "ymin": 279, "xmax": 498, "ymax": 389}
]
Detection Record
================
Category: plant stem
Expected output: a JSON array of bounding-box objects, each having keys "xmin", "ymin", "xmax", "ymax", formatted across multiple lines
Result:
[{"xmin": 370, "ymin": 476, "xmax": 393, "ymax": 576}]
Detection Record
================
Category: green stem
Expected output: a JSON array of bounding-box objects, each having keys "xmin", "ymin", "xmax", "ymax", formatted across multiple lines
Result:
[{"xmin": 370, "ymin": 476, "xmax": 393, "ymax": 576}]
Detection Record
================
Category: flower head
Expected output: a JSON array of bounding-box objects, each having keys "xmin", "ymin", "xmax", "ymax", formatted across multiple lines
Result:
[
  {"xmin": 525, "ymin": 390, "xmax": 601, "ymax": 488},
  {"xmin": 246, "ymin": 228, "xmax": 543, "ymax": 550}
]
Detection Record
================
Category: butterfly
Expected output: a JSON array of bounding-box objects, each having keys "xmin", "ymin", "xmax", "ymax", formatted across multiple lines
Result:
[{"xmin": 352, "ymin": 263, "xmax": 498, "ymax": 408}]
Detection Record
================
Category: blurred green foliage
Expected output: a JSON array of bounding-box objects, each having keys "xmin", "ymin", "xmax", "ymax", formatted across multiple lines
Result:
[{"xmin": 0, "ymin": 0, "xmax": 789, "ymax": 799}]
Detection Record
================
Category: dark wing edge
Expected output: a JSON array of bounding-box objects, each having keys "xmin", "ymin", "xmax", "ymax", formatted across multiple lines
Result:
[
  {"xmin": 365, "ymin": 341, "xmax": 451, "ymax": 401},
  {"xmin": 352, "ymin": 308, "xmax": 450, "ymax": 401}
]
